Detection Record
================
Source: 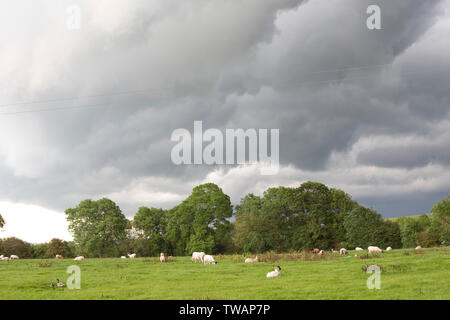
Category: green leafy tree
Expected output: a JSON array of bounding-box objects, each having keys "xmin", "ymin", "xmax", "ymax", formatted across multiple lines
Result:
[
  {"xmin": 133, "ymin": 207, "xmax": 168, "ymax": 256},
  {"xmin": 430, "ymin": 195, "xmax": 450, "ymax": 245},
  {"xmin": 396, "ymin": 215, "xmax": 428, "ymax": 248},
  {"xmin": 45, "ymin": 238, "xmax": 72, "ymax": 258},
  {"xmin": 0, "ymin": 213, "xmax": 4, "ymax": 229},
  {"xmin": 293, "ymin": 182, "xmax": 340, "ymax": 250},
  {"xmin": 0, "ymin": 237, "xmax": 33, "ymax": 258},
  {"xmin": 65, "ymin": 198, "xmax": 130, "ymax": 257},
  {"xmin": 166, "ymin": 183, "xmax": 233, "ymax": 255},
  {"xmin": 31, "ymin": 243, "xmax": 48, "ymax": 259},
  {"xmin": 344, "ymin": 206, "xmax": 400, "ymax": 249}
]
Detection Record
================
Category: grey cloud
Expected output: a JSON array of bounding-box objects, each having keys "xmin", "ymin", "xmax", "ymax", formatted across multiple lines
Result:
[{"xmin": 0, "ymin": 0, "xmax": 449, "ymax": 219}]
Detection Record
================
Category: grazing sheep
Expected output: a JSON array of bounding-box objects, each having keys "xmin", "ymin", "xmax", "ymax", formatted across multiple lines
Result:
[
  {"xmin": 245, "ymin": 256, "xmax": 259, "ymax": 263},
  {"xmin": 415, "ymin": 245, "xmax": 422, "ymax": 250},
  {"xmin": 386, "ymin": 247, "xmax": 392, "ymax": 251},
  {"xmin": 368, "ymin": 246, "xmax": 383, "ymax": 253},
  {"xmin": 318, "ymin": 250, "xmax": 325, "ymax": 256},
  {"xmin": 266, "ymin": 266, "xmax": 281, "ymax": 278},
  {"xmin": 0, "ymin": 256, "xmax": 9, "ymax": 261},
  {"xmin": 74, "ymin": 256, "xmax": 85, "ymax": 261},
  {"xmin": 128, "ymin": 253, "xmax": 137, "ymax": 259},
  {"xmin": 355, "ymin": 247, "xmax": 364, "ymax": 251},
  {"xmin": 312, "ymin": 248, "xmax": 320, "ymax": 254},
  {"xmin": 160, "ymin": 253, "xmax": 166, "ymax": 263},
  {"xmin": 203, "ymin": 254, "xmax": 217, "ymax": 264},
  {"xmin": 121, "ymin": 256, "xmax": 126, "ymax": 259},
  {"xmin": 191, "ymin": 252, "xmax": 206, "ymax": 263},
  {"xmin": 10, "ymin": 255, "xmax": 19, "ymax": 260},
  {"xmin": 55, "ymin": 255, "xmax": 63, "ymax": 259},
  {"xmin": 339, "ymin": 248, "xmax": 348, "ymax": 255}
]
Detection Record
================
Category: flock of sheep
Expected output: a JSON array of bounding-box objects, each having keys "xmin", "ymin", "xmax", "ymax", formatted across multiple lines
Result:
[
  {"xmin": 0, "ymin": 254, "xmax": 18, "ymax": 261},
  {"xmin": 1, "ymin": 246, "xmax": 423, "ymax": 279}
]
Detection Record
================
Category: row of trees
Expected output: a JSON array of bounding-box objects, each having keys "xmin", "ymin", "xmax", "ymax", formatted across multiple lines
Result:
[
  {"xmin": 1, "ymin": 183, "xmax": 449, "ymax": 258},
  {"xmin": 0, "ymin": 237, "xmax": 75, "ymax": 259}
]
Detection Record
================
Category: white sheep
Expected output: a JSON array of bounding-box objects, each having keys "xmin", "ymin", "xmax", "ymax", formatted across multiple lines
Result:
[
  {"xmin": 191, "ymin": 252, "xmax": 205, "ymax": 263},
  {"xmin": 74, "ymin": 256, "xmax": 85, "ymax": 261},
  {"xmin": 10, "ymin": 255, "xmax": 19, "ymax": 260},
  {"xmin": 203, "ymin": 254, "xmax": 217, "ymax": 264},
  {"xmin": 266, "ymin": 266, "xmax": 281, "ymax": 278},
  {"xmin": 415, "ymin": 245, "xmax": 422, "ymax": 250},
  {"xmin": 160, "ymin": 252, "xmax": 166, "ymax": 263},
  {"xmin": 55, "ymin": 255, "xmax": 63, "ymax": 259},
  {"xmin": 318, "ymin": 250, "xmax": 325, "ymax": 256},
  {"xmin": 386, "ymin": 247, "xmax": 392, "ymax": 251},
  {"xmin": 368, "ymin": 246, "xmax": 383, "ymax": 253},
  {"xmin": 128, "ymin": 253, "xmax": 137, "ymax": 259},
  {"xmin": 121, "ymin": 256, "xmax": 126, "ymax": 259},
  {"xmin": 355, "ymin": 247, "xmax": 364, "ymax": 251},
  {"xmin": 0, "ymin": 256, "xmax": 9, "ymax": 261},
  {"xmin": 245, "ymin": 256, "xmax": 259, "ymax": 263},
  {"xmin": 339, "ymin": 248, "xmax": 348, "ymax": 255}
]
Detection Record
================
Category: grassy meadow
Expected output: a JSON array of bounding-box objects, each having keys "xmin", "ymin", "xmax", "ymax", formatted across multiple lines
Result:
[{"xmin": 0, "ymin": 247, "xmax": 449, "ymax": 300}]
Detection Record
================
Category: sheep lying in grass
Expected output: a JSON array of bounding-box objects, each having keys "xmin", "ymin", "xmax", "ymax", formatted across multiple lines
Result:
[
  {"xmin": 55, "ymin": 255, "xmax": 63, "ymax": 259},
  {"xmin": 121, "ymin": 256, "xmax": 126, "ymax": 259},
  {"xmin": 266, "ymin": 266, "xmax": 281, "ymax": 278},
  {"xmin": 10, "ymin": 255, "xmax": 19, "ymax": 260},
  {"xmin": 415, "ymin": 246, "xmax": 422, "ymax": 250},
  {"xmin": 74, "ymin": 256, "xmax": 85, "ymax": 261},
  {"xmin": 386, "ymin": 247, "xmax": 392, "ymax": 251},
  {"xmin": 245, "ymin": 256, "xmax": 259, "ymax": 263},
  {"xmin": 355, "ymin": 247, "xmax": 364, "ymax": 251}
]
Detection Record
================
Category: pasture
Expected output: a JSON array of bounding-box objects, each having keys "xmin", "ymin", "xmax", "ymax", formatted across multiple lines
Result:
[{"xmin": 0, "ymin": 247, "xmax": 448, "ymax": 300}]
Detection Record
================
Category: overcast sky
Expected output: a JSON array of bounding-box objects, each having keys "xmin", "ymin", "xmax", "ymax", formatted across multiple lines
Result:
[{"xmin": 0, "ymin": 0, "xmax": 449, "ymax": 243}]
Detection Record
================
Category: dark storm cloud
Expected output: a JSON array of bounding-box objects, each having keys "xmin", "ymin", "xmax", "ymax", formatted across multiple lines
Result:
[{"xmin": 0, "ymin": 0, "xmax": 449, "ymax": 219}]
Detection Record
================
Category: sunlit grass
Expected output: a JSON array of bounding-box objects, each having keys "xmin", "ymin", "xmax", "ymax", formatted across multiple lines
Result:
[{"xmin": 0, "ymin": 247, "xmax": 448, "ymax": 299}]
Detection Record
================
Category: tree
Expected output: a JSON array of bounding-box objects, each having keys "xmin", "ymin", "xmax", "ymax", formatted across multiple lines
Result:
[
  {"xmin": 430, "ymin": 195, "xmax": 450, "ymax": 245},
  {"xmin": 344, "ymin": 206, "xmax": 400, "ymax": 249},
  {"xmin": 45, "ymin": 238, "xmax": 72, "ymax": 258},
  {"xmin": 65, "ymin": 198, "xmax": 130, "ymax": 257},
  {"xmin": 133, "ymin": 207, "xmax": 168, "ymax": 256},
  {"xmin": 31, "ymin": 243, "xmax": 48, "ymax": 259},
  {"xmin": 0, "ymin": 213, "xmax": 4, "ymax": 229},
  {"xmin": 233, "ymin": 182, "xmax": 359, "ymax": 253},
  {"xmin": 293, "ymin": 182, "xmax": 340, "ymax": 250},
  {"xmin": 233, "ymin": 193, "xmax": 271, "ymax": 253},
  {"xmin": 397, "ymin": 215, "xmax": 429, "ymax": 248},
  {"xmin": 0, "ymin": 237, "xmax": 33, "ymax": 258},
  {"xmin": 166, "ymin": 183, "xmax": 233, "ymax": 255}
]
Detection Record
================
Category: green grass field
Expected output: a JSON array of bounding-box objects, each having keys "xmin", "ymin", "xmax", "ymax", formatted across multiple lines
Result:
[{"xmin": 0, "ymin": 247, "xmax": 448, "ymax": 300}]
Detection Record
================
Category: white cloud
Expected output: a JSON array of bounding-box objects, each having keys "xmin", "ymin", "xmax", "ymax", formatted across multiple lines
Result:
[{"xmin": 0, "ymin": 201, "xmax": 72, "ymax": 244}]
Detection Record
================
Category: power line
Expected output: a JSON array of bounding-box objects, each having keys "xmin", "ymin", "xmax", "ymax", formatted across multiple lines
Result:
[
  {"xmin": 0, "ymin": 65, "xmax": 430, "ymax": 117},
  {"xmin": 0, "ymin": 63, "xmax": 391, "ymax": 109}
]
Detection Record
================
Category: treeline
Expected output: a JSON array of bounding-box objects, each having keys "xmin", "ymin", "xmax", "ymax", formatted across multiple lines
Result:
[
  {"xmin": 0, "ymin": 182, "xmax": 448, "ymax": 258},
  {"xmin": 0, "ymin": 237, "xmax": 75, "ymax": 259}
]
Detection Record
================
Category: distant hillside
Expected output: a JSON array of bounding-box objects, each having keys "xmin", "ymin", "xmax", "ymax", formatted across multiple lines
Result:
[{"xmin": 386, "ymin": 213, "xmax": 431, "ymax": 222}]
